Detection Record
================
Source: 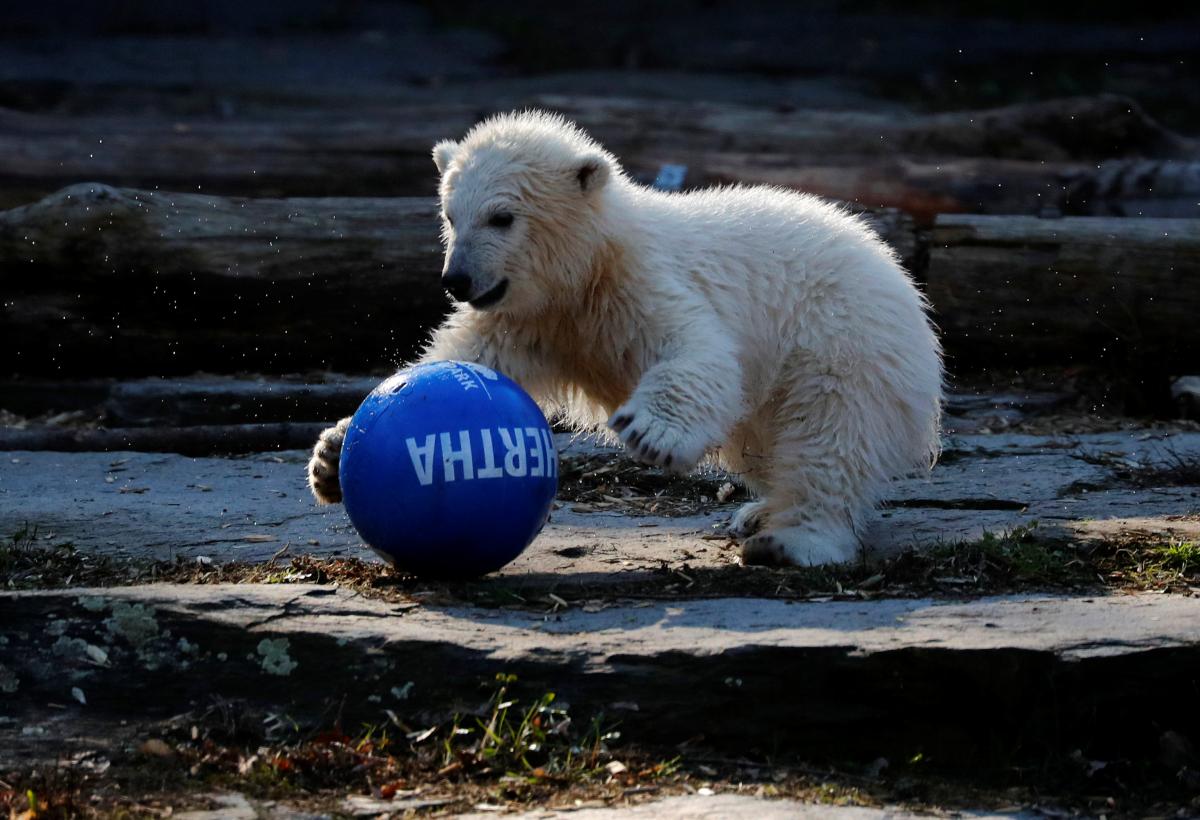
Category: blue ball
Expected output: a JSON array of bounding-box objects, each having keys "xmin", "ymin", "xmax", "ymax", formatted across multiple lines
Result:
[{"xmin": 339, "ymin": 361, "xmax": 558, "ymax": 578}]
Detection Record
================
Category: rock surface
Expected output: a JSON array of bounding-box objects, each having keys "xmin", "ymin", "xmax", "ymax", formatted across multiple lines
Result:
[
  {"xmin": 169, "ymin": 790, "xmax": 1027, "ymax": 819},
  {"xmin": 3, "ymin": 431, "xmax": 1198, "ymax": 581},
  {"xmin": 4, "ymin": 583, "xmax": 1199, "ymax": 772},
  {"xmin": 456, "ymin": 794, "xmax": 1030, "ymax": 819},
  {"xmin": 2, "ymin": 425, "xmax": 1199, "ymax": 811}
]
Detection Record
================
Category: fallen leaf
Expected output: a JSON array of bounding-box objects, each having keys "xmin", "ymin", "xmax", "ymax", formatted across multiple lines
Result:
[
  {"xmin": 139, "ymin": 738, "xmax": 175, "ymax": 759},
  {"xmin": 408, "ymin": 726, "xmax": 437, "ymax": 743},
  {"xmin": 344, "ymin": 795, "xmax": 452, "ymax": 815},
  {"xmin": 379, "ymin": 781, "xmax": 416, "ymax": 800},
  {"xmin": 858, "ymin": 573, "xmax": 886, "ymax": 590}
]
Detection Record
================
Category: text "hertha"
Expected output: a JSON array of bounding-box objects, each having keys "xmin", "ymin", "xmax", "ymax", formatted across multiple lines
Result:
[{"xmin": 406, "ymin": 427, "xmax": 558, "ymax": 485}]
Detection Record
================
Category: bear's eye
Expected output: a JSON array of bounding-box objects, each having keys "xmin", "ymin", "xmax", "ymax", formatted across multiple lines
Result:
[
  {"xmin": 443, "ymin": 213, "xmax": 454, "ymax": 228},
  {"xmin": 488, "ymin": 212, "xmax": 514, "ymax": 229}
]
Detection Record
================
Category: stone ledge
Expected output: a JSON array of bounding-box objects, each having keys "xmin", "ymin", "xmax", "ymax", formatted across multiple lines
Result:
[{"xmin": 3, "ymin": 585, "xmax": 1198, "ymax": 773}]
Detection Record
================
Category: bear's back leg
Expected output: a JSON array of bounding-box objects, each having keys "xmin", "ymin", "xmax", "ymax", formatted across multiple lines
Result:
[{"xmin": 738, "ymin": 363, "xmax": 938, "ymax": 567}]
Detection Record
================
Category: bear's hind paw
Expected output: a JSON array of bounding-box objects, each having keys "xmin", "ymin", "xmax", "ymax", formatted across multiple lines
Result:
[
  {"xmin": 729, "ymin": 500, "xmax": 769, "ymax": 537},
  {"xmin": 741, "ymin": 525, "xmax": 859, "ymax": 568}
]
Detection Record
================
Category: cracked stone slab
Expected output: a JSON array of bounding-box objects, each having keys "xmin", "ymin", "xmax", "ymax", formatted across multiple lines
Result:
[
  {"xmin": 0, "ymin": 446, "xmax": 734, "ymax": 581},
  {"xmin": 457, "ymin": 794, "xmax": 1031, "ymax": 819},
  {"xmin": 7, "ymin": 583, "xmax": 1197, "ymax": 659},
  {"xmin": 1, "ymin": 431, "xmax": 1197, "ymax": 579},
  {"xmin": 3, "ymin": 585, "xmax": 1199, "ymax": 772},
  {"xmin": 876, "ymin": 430, "xmax": 1200, "ymax": 553},
  {"xmin": 176, "ymin": 792, "xmax": 333, "ymax": 820},
  {"xmin": 169, "ymin": 791, "xmax": 1027, "ymax": 819}
]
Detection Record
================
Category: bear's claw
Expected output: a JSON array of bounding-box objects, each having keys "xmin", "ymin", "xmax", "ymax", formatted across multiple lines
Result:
[
  {"xmin": 740, "ymin": 533, "xmax": 787, "ymax": 567},
  {"xmin": 607, "ymin": 399, "xmax": 708, "ymax": 474}
]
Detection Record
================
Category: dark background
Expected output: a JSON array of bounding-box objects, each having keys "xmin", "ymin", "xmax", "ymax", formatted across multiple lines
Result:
[
  {"xmin": 2, "ymin": 1, "xmax": 1198, "ymax": 418},
  {"xmin": 5, "ymin": 1, "xmax": 1197, "ymax": 129}
]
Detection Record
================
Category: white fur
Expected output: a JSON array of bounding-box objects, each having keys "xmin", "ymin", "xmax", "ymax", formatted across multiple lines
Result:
[{"xmin": 321, "ymin": 110, "xmax": 944, "ymax": 567}]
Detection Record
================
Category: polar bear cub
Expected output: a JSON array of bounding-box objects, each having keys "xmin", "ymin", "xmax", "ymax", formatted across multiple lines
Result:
[{"xmin": 308, "ymin": 110, "xmax": 943, "ymax": 567}]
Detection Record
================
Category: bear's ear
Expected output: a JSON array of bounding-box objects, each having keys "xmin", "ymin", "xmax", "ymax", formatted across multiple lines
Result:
[
  {"xmin": 432, "ymin": 140, "xmax": 459, "ymax": 174},
  {"xmin": 575, "ymin": 153, "xmax": 611, "ymax": 194}
]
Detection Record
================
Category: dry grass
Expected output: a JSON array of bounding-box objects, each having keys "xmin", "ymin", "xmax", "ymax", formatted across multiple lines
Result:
[
  {"xmin": 5, "ymin": 691, "xmax": 1198, "ymax": 819},
  {"xmin": 1, "ymin": 676, "xmax": 690, "ymax": 819},
  {"xmin": 7, "ymin": 519, "xmax": 1200, "ymax": 609},
  {"xmin": 557, "ymin": 451, "xmax": 743, "ymax": 516}
]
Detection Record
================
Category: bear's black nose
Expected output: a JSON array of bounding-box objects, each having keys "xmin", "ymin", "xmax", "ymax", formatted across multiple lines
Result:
[{"xmin": 442, "ymin": 272, "xmax": 472, "ymax": 301}]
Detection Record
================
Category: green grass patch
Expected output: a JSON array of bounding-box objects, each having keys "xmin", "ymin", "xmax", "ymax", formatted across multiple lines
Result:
[
  {"xmin": 913, "ymin": 524, "xmax": 1086, "ymax": 587},
  {"xmin": 437, "ymin": 673, "xmax": 627, "ymax": 785},
  {"xmin": 1090, "ymin": 537, "xmax": 1200, "ymax": 592},
  {"xmin": 188, "ymin": 674, "xmax": 648, "ymax": 800}
]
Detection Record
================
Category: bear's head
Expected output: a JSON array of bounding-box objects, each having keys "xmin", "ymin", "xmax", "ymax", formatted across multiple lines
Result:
[{"xmin": 432, "ymin": 110, "xmax": 618, "ymax": 316}]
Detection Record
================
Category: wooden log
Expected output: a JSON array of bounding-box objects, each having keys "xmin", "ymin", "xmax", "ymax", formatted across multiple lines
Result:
[
  {"xmin": 103, "ymin": 377, "xmax": 381, "ymax": 427},
  {"xmin": 687, "ymin": 155, "xmax": 1072, "ymax": 225},
  {"xmin": 926, "ymin": 214, "xmax": 1200, "ymax": 373},
  {"xmin": 102, "ymin": 376, "xmax": 380, "ymax": 426},
  {"xmin": 0, "ymin": 104, "xmax": 476, "ymax": 204},
  {"xmin": 1061, "ymin": 159, "xmax": 1200, "ymax": 218},
  {"xmin": 0, "ymin": 423, "xmax": 328, "ymax": 456},
  {"xmin": 10, "ymin": 186, "xmax": 1197, "ymax": 380},
  {"xmin": 0, "ymin": 376, "xmax": 380, "ymax": 427},
  {"xmin": 0, "ymin": 184, "xmax": 446, "ymax": 376},
  {"xmin": 538, "ymin": 93, "xmax": 1195, "ymax": 163},
  {"xmin": 3, "ymin": 375, "xmax": 1077, "ymax": 431},
  {"xmin": 2, "ymin": 94, "xmax": 1191, "ymax": 209},
  {"xmin": 0, "ymin": 184, "xmax": 915, "ymax": 378},
  {"xmin": 0, "ymin": 380, "xmax": 114, "ymax": 417},
  {"xmin": 688, "ymin": 156, "xmax": 1200, "ymax": 225}
]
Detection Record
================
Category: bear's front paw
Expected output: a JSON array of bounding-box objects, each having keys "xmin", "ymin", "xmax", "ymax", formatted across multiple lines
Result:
[
  {"xmin": 307, "ymin": 417, "xmax": 351, "ymax": 504},
  {"xmin": 608, "ymin": 400, "xmax": 708, "ymax": 473}
]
